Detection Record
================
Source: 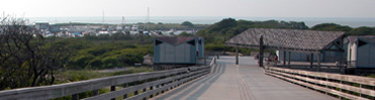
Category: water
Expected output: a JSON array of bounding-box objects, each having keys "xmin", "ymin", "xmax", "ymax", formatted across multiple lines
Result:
[{"xmin": 27, "ymin": 16, "xmax": 375, "ymax": 28}]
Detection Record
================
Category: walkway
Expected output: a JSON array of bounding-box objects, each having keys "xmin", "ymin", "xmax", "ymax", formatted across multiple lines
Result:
[{"xmin": 153, "ymin": 56, "xmax": 337, "ymax": 100}]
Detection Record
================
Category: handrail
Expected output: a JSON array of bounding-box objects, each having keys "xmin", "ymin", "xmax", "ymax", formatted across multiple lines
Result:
[
  {"xmin": 265, "ymin": 66, "xmax": 375, "ymax": 100},
  {"xmin": 0, "ymin": 66, "xmax": 210, "ymax": 100}
]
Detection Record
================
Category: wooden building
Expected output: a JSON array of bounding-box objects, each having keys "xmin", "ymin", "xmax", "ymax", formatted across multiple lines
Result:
[
  {"xmin": 225, "ymin": 28, "xmax": 345, "ymax": 70},
  {"xmin": 153, "ymin": 37, "xmax": 204, "ymax": 65},
  {"xmin": 347, "ymin": 36, "xmax": 375, "ymax": 68}
]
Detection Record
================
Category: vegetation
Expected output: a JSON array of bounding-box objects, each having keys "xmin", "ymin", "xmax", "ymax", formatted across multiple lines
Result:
[
  {"xmin": 0, "ymin": 17, "xmax": 72, "ymax": 90},
  {"xmin": 311, "ymin": 23, "xmax": 375, "ymax": 35},
  {"xmin": 197, "ymin": 18, "xmax": 309, "ymax": 54},
  {"xmin": 178, "ymin": 32, "xmax": 194, "ymax": 37},
  {"xmin": 49, "ymin": 34, "xmax": 154, "ymax": 70},
  {"xmin": 55, "ymin": 67, "xmax": 153, "ymax": 83},
  {"xmin": 197, "ymin": 18, "xmax": 375, "ymax": 55},
  {"xmin": 181, "ymin": 21, "xmax": 195, "ymax": 28},
  {"xmin": 0, "ymin": 16, "xmax": 155, "ymax": 90}
]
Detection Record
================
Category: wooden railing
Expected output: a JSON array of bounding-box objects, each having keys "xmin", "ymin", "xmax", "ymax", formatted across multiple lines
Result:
[
  {"xmin": 265, "ymin": 66, "xmax": 375, "ymax": 100},
  {"xmin": 0, "ymin": 58, "xmax": 216, "ymax": 100}
]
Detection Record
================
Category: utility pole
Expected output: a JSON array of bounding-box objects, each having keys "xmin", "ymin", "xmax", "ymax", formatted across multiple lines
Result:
[
  {"xmin": 147, "ymin": 7, "xmax": 150, "ymax": 31},
  {"xmin": 102, "ymin": 10, "xmax": 105, "ymax": 27}
]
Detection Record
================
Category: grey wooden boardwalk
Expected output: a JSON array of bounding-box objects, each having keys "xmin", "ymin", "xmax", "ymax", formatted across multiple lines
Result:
[{"xmin": 153, "ymin": 56, "xmax": 337, "ymax": 100}]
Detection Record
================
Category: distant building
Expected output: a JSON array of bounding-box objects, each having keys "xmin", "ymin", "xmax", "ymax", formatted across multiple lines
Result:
[
  {"xmin": 35, "ymin": 23, "xmax": 49, "ymax": 31},
  {"xmin": 49, "ymin": 25, "xmax": 61, "ymax": 33},
  {"xmin": 347, "ymin": 36, "xmax": 375, "ymax": 68},
  {"xmin": 132, "ymin": 25, "xmax": 138, "ymax": 31},
  {"xmin": 153, "ymin": 37, "xmax": 204, "ymax": 65}
]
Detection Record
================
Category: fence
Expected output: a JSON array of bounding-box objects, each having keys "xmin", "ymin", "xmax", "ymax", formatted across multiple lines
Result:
[
  {"xmin": 0, "ymin": 58, "xmax": 216, "ymax": 100},
  {"xmin": 265, "ymin": 66, "xmax": 375, "ymax": 100}
]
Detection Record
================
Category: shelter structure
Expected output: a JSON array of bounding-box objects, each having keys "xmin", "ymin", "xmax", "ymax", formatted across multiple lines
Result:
[
  {"xmin": 225, "ymin": 28, "xmax": 345, "ymax": 71},
  {"xmin": 153, "ymin": 36, "xmax": 204, "ymax": 65},
  {"xmin": 346, "ymin": 36, "xmax": 375, "ymax": 68}
]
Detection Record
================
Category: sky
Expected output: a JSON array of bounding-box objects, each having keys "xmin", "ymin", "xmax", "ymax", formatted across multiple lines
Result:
[{"xmin": 1, "ymin": 0, "xmax": 375, "ymax": 18}]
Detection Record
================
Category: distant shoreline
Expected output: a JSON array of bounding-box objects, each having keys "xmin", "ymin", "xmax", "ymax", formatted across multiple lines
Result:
[{"xmin": 26, "ymin": 16, "xmax": 375, "ymax": 28}]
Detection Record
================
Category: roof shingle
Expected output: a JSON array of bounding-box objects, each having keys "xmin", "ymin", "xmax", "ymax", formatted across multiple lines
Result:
[{"xmin": 225, "ymin": 28, "xmax": 345, "ymax": 52}]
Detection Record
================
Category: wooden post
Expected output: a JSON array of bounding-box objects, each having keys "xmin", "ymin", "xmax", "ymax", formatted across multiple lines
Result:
[
  {"xmin": 124, "ymin": 84, "xmax": 128, "ymax": 99},
  {"xmin": 150, "ymin": 86, "xmax": 154, "ymax": 98},
  {"xmin": 72, "ymin": 94, "xmax": 79, "ymax": 100},
  {"xmin": 310, "ymin": 53, "xmax": 314, "ymax": 68},
  {"xmin": 283, "ymin": 51, "xmax": 286, "ymax": 66},
  {"xmin": 93, "ymin": 89, "xmax": 99, "ymax": 96},
  {"xmin": 204, "ymin": 56, "xmax": 206, "ymax": 65},
  {"xmin": 288, "ymin": 51, "xmax": 291, "ymax": 68},
  {"xmin": 259, "ymin": 35, "xmax": 264, "ymax": 67},
  {"xmin": 318, "ymin": 53, "xmax": 321, "ymax": 71},
  {"xmin": 236, "ymin": 47, "xmax": 239, "ymax": 65},
  {"xmin": 110, "ymin": 86, "xmax": 116, "ymax": 100}
]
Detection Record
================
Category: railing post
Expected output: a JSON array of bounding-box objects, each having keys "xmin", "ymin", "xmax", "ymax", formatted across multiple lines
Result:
[
  {"xmin": 134, "ymin": 90, "xmax": 138, "ymax": 95},
  {"xmin": 149, "ymin": 86, "xmax": 154, "ymax": 98},
  {"xmin": 155, "ymin": 85, "xmax": 160, "ymax": 95},
  {"xmin": 142, "ymin": 87, "xmax": 147, "ymax": 100},
  {"xmin": 161, "ymin": 84, "xmax": 165, "ymax": 93},
  {"xmin": 204, "ymin": 56, "xmax": 207, "ymax": 65},
  {"xmin": 110, "ymin": 86, "xmax": 116, "ymax": 100},
  {"xmin": 360, "ymin": 84, "xmax": 363, "ymax": 97},
  {"xmin": 124, "ymin": 83, "xmax": 128, "ymax": 99},
  {"xmin": 72, "ymin": 94, "xmax": 79, "ymax": 100},
  {"xmin": 93, "ymin": 89, "xmax": 99, "ymax": 96},
  {"xmin": 340, "ymin": 80, "xmax": 343, "ymax": 99}
]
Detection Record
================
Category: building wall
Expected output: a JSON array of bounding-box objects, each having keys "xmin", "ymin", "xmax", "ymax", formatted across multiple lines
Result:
[
  {"xmin": 322, "ymin": 51, "xmax": 342, "ymax": 62},
  {"xmin": 347, "ymin": 43, "xmax": 357, "ymax": 62},
  {"xmin": 197, "ymin": 38, "xmax": 204, "ymax": 58},
  {"xmin": 356, "ymin": 44, "xmax": 375, "ymax": 68},
  {"xmin": 154, "ymin": 39, "xmax": 196, "ymax": 64},
  {"xmin": 277, "ymin": 50, "xmax": 323, "ymax": 62}
]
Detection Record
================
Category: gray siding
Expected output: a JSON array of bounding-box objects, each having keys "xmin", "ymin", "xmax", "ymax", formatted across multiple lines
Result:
[
  {"xmin": 184, "ymin": 44, "xmax": 191, "ymax": 62},
  {"xmin": 165, "ymin": 44, "xmax": 175, "ymax": 62},
  {"xmin": 154, "ymin": 43, "xmax": 160, "ymax": 62},
  {"xmin": 159, "ymin": 43, "xmax": 166, "ymax": 62},
  {"xmin": 357, "ymin": 44, "xmax": 375, "ymax": 68},
  {"xmin": 175, "ymin": 44, "xmax": 186, "ymax": 62}
]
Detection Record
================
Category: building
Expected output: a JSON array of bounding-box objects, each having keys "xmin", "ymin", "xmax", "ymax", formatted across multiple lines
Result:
[
  {"xmin": 35, "ymin": 23, "xmax": 49, "ymax": 31},
  {"xmin": 153, "ymin": 37, "xmax": 204, "ymax": 65},
  {"xmin": 347, "ymin": 36, "xmax": 375, "ymax": 68},
  {"xmin": 225, "ymin": 28, "xmax": 345, "ymax": 68}
]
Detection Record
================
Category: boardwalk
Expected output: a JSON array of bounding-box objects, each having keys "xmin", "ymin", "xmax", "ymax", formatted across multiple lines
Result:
[{"xmin": 153, "ymin": 56, "xmax": 337, "ymax": 100}]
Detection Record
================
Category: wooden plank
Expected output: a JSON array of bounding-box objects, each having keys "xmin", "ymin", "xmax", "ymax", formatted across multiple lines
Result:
[
  {"xmin": 266, "ymin": 72, "xmax": 368, "ymax": 100},
  {"xmin": 268, "ymin": 67, "xmax": 375, "ymax": 86},
  {"xmin": 82, "ymin": 67, "xmax": 210, "ymax": 100},
  {"xmin": 0, "ymin": 67, "xmax": 206, "ymax": 99},
  {"xmin": 127, "ymin": 71, "xmax": 209, "ymax": 100},
  {"xmin": 268, "ymin": 70, "xmax": 375, "ymax": 96}
]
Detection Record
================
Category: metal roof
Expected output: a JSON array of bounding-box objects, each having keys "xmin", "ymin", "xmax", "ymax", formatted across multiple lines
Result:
[{"xmin": 225, "ymin": 28, "xmax": 345, "ymax": 53}]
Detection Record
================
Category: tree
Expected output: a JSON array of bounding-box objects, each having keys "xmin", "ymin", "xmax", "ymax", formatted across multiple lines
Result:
[
  {"xmin": 181, "ymin": 21, "xmax": 194, "ymax": 28},
  {"xmin": 0, "ymin": 16, "xmax": 70, "ymax": 90},
  {"xmin": 347, "ymin": 26, "xmax": 375, "ymax": 35},
  {"xmin": 311, "ymin": 23, "xmax": 352, "ymax": 32},
  {"xmin": 178, "ymin": 32, "xmax": 194, "ymax": 36}
]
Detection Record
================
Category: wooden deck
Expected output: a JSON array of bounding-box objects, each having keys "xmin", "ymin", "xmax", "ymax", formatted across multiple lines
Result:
[{"xmin": 153, "ymin": 56, "xmax": 337, "ymax": 100}]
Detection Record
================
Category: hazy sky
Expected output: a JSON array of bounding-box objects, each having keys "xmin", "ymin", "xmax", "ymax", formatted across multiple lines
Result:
[{"xmin": 1, "ymin": 0, "xmax": 375, "ymax": 18}]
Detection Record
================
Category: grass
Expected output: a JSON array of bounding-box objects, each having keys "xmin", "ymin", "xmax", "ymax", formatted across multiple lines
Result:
[{"xmin": 54, "ymin": 67, "xmax": 153, "ymax": 84}]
